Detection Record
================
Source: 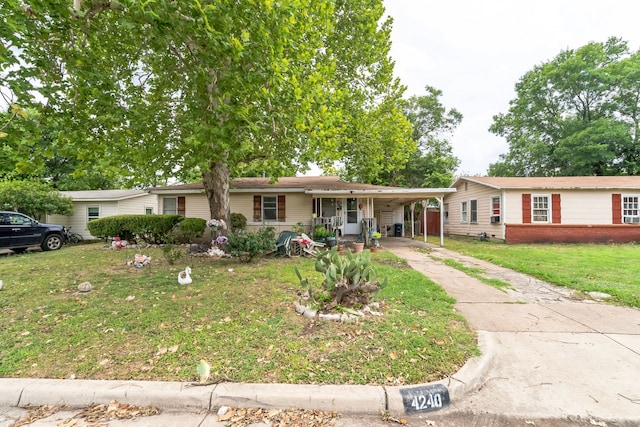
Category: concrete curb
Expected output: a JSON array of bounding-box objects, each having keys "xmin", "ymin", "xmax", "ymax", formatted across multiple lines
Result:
[{"xmin": 0, "ymin": 331, "xmax": 494, "ymax": 417}]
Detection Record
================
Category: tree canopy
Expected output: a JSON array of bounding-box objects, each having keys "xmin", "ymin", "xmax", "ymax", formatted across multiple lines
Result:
[
  {"xmin": 0, "ymin": 180, "xmax": 74, "ymax": 220},
  {"xmin": 489, "ymin": 37, "xmax": 640, "ymax": 177},
  {"xmin": 374, "ymin": 86, "xmax": 461, "ymax": 188},
  {"xmin": 1, "ymin": 0, "xmax": 414, "ymax": 226}
]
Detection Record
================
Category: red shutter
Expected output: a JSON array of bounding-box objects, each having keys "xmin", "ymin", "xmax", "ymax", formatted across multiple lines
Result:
[
  {"xmin": 177, "ymin": 196, "xmax": 186, "ymax": 216},
  {"xmin": 612, "ymin": 194, "xmax": 622, "ymax": 224},
  {"xmin": 277, "ymin": 195, "xmax": 286, "ymax": 222},
  {"xmin": 312, "ymin": 198, "xmax": 317, "ymax": 216},
  {"xmin": 522, "ymin": 194, "xmax": 531, "ymax": 223},
  {"xmin": 552, "ymin": 194, "xmax": 561, "ymax": 223},
  {"xmin": 253, "ymin": 195, "xmax": 262, "ymax": 221}
]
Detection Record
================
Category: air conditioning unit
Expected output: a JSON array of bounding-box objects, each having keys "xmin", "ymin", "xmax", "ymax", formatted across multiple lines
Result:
[{"xmin": 490, "ymin": 215, "xmax": 500, "ymax": 223}]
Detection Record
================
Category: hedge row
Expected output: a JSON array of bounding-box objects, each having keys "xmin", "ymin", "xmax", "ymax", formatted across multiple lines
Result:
[{"xmin": 87, "ymin": 214, "xmax": 186, "ymax": 244}]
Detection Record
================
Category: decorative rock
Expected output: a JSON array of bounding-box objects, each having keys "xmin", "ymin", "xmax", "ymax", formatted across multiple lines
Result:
[
  {"xmin": 77, "ymin": 282, "xmax": 92, "ymax": 293},
  {"xmin": 587, "ymin": 291, "xmax": 612, "ymax": 300}
]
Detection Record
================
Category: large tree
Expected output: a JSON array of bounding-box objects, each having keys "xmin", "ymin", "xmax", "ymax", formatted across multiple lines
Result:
[
  {"xmin": 1, "ymin": 0, "xmax": 412, "ymax": 228},
  {"xmin": 489, "ymin": 37, "xmax": 640, "ymax": 177},
  {"xmin": 374, "ymin": 86, "xmax": 461, "ymax": 188}
]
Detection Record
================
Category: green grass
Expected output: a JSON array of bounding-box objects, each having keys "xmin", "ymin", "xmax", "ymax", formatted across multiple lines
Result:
[
  {"xmin": 437, "ymin": 257, "xmax": 512, "ymax": 291},
  {"xmin": 423, "ymin": 235, "xmax": 640, "ymax": 308},
  {"xmin": 0, "ymin": 244, "xmax": 477, "ymax": 385}
]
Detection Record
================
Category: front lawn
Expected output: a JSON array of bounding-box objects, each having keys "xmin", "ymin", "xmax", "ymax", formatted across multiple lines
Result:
[
  {"xmin": 425, "ymin": 236, "xmax": 640, "ymax": 308},
  {"xmin": 0, "ymin": 243, "xmax": 477, "ymax": 385}
]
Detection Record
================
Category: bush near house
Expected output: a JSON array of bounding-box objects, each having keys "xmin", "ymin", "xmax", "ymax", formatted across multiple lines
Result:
[{"xmin": 87, "ymin": 214, "xmax": 182, "ymax": 243}]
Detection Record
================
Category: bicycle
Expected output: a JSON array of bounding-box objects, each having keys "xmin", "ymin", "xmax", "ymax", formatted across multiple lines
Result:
[{"xmin": 64, "ymin": 227, "xmax": 84, "ymax": 245}]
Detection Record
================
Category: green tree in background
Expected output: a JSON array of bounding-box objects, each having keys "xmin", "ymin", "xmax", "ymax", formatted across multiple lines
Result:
[
  {"xmin": 0, "ymin": 180, "xmax": 74, "ymax": 220},
  {"xmin": 376, "ymin": 86, "xmax": 461, "ymax": 188},
  {"xmin": 1, "ymin": 0, "xmax": 412, "ymax": 228},
  {"xmin": 489, "ymin": 37, "xmax": 640, "ymax": 177}
]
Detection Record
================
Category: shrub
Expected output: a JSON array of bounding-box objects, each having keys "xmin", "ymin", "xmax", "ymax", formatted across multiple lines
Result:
[
  {"xmin": 177, "ymin": 217, "xmax": 207, "ymax": 242},
  {"xmin": 87, "ymin": 214, "xmax": 182, "ymax": 243},
  {"xmin": 230, "ymin": 213, "xmax": 247, "ymax": 232},
  {"xmin": 226, "ymin": 226, "xmax": 276, "ymax": 262}
]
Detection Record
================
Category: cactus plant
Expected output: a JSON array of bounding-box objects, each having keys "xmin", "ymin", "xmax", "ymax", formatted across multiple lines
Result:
[{"xmin": 297, "ymin": 246, "xmax": 386, "ymax": 311}]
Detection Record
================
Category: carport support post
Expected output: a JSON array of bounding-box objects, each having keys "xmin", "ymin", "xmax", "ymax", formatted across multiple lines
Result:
[
  {"xmin": 410, "ymin": 202, "xmax": 416, "ymax": 238},
  {"xmin": 422, "ymin": 200, "xmax": 427, "ymax": 244},
  {"xmin": 437, "ymin": 196, "xmax": 444, "ymax": 247}
]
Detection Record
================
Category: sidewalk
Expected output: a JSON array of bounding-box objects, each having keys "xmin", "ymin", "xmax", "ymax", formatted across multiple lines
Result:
[
  {"xmin": 2, "ymin": 238, "xmax": 639, "ymax": 426},
  {"xmin": 383, "ymin": 238, "xmax": 640, "ymax": 424}
]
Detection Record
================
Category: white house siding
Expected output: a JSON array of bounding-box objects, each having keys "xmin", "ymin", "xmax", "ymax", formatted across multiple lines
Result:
[
  {"xmin": 116, "ymin": 195, "xmax": 158, "ymax": 215},
  {"xmin": 183, "ymin": 194, "xmax": 210, "ymax": 219},
  {"xmin": 444, "ymin": 180, "xmax": 505, "ymax": 239},
  {"xmin": 504, "ymin": 189, "xmax": 615, "ymax": 225},
  {"xmin": 47, "ymin": 201, "xmax": 118, "ymax": 239}
]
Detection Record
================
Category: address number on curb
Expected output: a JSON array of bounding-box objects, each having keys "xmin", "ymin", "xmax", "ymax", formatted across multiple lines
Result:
[{"xmin": 400, "ymin": 384, "xmax": 450, "ymax": 413}]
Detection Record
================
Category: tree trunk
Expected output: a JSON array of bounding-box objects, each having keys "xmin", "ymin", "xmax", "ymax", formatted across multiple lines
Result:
[{"xmin": 202, "ymin": 161, "xmax": 230, "ymax": 233}]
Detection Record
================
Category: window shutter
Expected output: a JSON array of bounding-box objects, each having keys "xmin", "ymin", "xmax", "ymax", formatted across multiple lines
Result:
[
  {"xmin": 253, "ymin": 195, "xmax": 262, "ymax": 221},
  {"xmin": 552, "ymin": 193, "xmax": 561, "ymax": 223},
  {"xmin": 312, "ymin": 198, "xmax": 317, "ymax": 216},
  {"xmin": 522, "ymin": 194, "xmax": 531, "ymax": 223},
  {"xmin": 278, "ymin": 195, "xmax": 286, "ymax": 222},
  {"xmin": 612, "ymin": 194, "xmax": 622, "ymax": 224},
  {"xmin": 178, "ymin": 196, "xmax": 186, "ymax": 216}
]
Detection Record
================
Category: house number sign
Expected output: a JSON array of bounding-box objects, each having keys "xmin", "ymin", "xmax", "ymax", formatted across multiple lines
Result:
[{"xmin": 400, "ymin": 384, "xmax": 450, "ymax": 413}]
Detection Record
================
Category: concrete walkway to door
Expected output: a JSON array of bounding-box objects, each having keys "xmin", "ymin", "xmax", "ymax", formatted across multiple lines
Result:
[{"xmin": 382, "ymin": 237, "xmax": 640, "ymax": 425}]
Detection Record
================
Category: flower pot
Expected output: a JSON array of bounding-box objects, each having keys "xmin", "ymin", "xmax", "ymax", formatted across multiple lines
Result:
[
  {"xmin": 326, "ymin": 236, "xmax": 337, "ymax": 248},
  {"xmin": 352, "ymin": 242, "xmax": 364, "ymax": 253}
]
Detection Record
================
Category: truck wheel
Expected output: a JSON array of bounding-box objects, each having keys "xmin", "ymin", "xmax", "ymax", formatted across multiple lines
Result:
[{"xmin": 42, "ymin": 234, "xmax": 63, "ymax": 251}]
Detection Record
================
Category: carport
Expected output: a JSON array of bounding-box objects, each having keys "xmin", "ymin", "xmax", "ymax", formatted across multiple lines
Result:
[{"xmin": 305, "ymin": 187, "xmax": 456, "ymax": 246}]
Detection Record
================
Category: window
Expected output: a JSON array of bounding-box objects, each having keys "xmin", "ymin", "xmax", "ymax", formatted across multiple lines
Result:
[
  {"xmin": 491, "ymin": 196, "xmax": 501, "ymax": 223},
  {"xmin": 145, "ymin": 207, "xmax": 153, "ymax": 215},
  {"xmin": 623, "ymin": 195, "xmax": 640, "ymax": 223},
  {"xmin": 263, "ymin": 196, "xmax": 277, "ymax": 221},
  {"xmin": 163, "ymin": 197, "xmax": 177, "ymax": 215},
  {"xmin": 253, "ymin": 195, "xmax": 286, "ymax": 222},
  {"xmin": 461, "ymin": 201, "xmax": 468, "ymax": 223},
  {"xmin": 162, "ymin": 197, "xmax": 186, "ymax": 215},
  {"xmin": 470, "ymin": 199, "xmax": 478, "ymax": 223},
  {"xmin": 443, "ymin": 204, "xmax": 449, "ymax": 224},
  {"xmin": 87, "ymin": 206, "xmax": 100, "ymax": 222},
  {"xmin": 532, "ymin": 195, "xmax": 550, "ymax": 222}
]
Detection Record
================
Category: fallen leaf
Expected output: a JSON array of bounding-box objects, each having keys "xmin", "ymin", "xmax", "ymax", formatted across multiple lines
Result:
[
  {"xmin": 389, "ymin": 352, "xmax": 397, "ymax": 360},
  {"xmin": 125, "ymin": 295, "xmax": 135, "ymax": 301}
]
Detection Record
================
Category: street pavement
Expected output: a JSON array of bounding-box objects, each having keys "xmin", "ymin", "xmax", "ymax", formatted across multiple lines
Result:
[{"xmin": 1, "ymin": 238, "xmax": 639, "ymax": 426}]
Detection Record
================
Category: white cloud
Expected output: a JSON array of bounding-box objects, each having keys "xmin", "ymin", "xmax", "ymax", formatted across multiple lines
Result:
[{"xmin": 385, "ymin": 0, "xmax": 640, "ymax": 175}]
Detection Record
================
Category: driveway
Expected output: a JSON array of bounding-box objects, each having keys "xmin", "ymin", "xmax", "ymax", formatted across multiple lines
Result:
[{"xmin": 383, "ymin": 238, "xmax": 640, "ymax": 424}]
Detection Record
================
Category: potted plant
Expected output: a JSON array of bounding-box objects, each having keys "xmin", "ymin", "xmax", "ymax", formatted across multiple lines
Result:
[
  {"xmin": 314, "ymin": 225, "xmax": 328, "ymax": 241},
  {"xmin": 371, "ymin": 231, "xmax": 382, "ymax": 247},
  {"xmin": 325, "ymin": 230, "xmax": 337, "ymax": 248}
]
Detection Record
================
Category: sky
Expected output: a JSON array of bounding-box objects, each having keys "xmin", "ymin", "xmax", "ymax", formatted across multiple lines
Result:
[{"xmin": 384, "ymin": 0, "xmax": 640, "ymax": 176}]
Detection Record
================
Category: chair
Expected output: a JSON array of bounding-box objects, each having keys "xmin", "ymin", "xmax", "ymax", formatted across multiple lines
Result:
[
  {"xmin": 269, "ymin": 231, "xmax": 298, "ymax": 257},
  {"xmin": 297, "ymin": 233, "xmax": 326, "ymax": 257},
  {"xmin": 331, "ymin": 216, "xmax": 344, "ymax": 237}
]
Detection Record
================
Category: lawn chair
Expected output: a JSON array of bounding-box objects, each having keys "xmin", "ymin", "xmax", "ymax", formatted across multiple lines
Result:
[
  {"xmin": 269, "ymin": 230, "xmax": 298, "ymax": 257},
  {"xmin": 298, "ymin": 233, "xmax": 325, "ymax": 257}
]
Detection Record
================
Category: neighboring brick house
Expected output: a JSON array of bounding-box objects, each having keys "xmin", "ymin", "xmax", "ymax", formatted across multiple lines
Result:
[{"xmin": 444, "ymin": 176, "xmax": 640, "ymax": 243}]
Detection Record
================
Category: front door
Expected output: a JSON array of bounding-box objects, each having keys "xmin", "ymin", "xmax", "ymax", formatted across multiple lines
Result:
[{"xmin": 344, "ymin": 198, "xmax": 361, "ymax": 235}]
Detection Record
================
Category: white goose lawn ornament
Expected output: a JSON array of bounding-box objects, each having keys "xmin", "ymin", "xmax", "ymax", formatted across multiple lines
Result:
[{"xmin": 178, "ymin": 267, "xmax": 192, "ymax": 285}]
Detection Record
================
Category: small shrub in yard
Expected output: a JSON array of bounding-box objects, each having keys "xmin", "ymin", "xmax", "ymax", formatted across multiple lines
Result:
[
  {"xmin": 162, "ymin": 244, "xmax": 183, "ymax": 265},
  {"xmin": 230, "ymin": 212, "xmax": 247, "ymax": 232},
  {"xmin": 177, "ymin": 217, "xmax": 207, "ymax": 242},
  {"xmin": 226, "ymin": 226, "xmax": 276, "ymax": 262}
]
